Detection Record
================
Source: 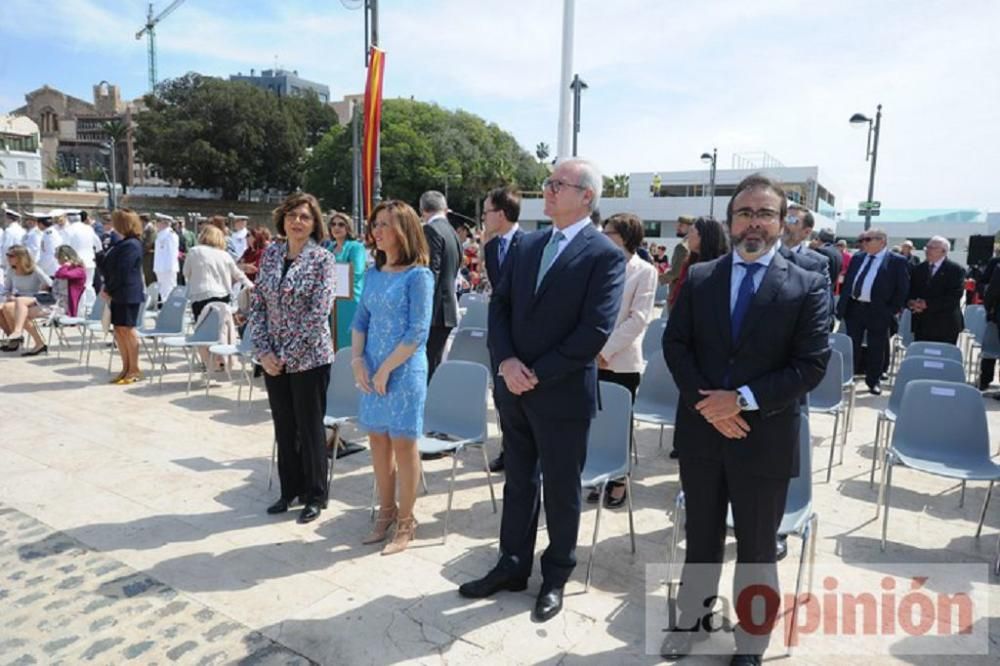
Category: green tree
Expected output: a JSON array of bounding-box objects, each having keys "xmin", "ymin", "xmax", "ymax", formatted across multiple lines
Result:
[
  {"xmin": 304, "ymin": 98, "xmax": 546, "ymax": 215},
  {"xmin": 283, "ymin": 90, "xmax": 339, "ymax": 147},
  {"xmin": 80, "ymin": 165, "xmax": 105, "ymax": 192},
  {"xmin": 134, "ymin": 73, "xmax": 307, "ymax": 200}
]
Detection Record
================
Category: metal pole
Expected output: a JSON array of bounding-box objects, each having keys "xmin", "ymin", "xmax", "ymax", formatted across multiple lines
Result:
[
  {"xmin": 571, "ymin": 74, "xmax": 585, "ymax": 157},
  {"xmin": 709, "ymin": 147, "xmax": 717, "ymax": 218},
  {"xmin": 370, "ymin": 0, "xmax": 382, "ymax": 205},
  {"xmin": 351, "ymin": 101, "xmax": 361, "ymax": 232},
  {"xmin": 864, "ymin": 104, "xmax": 882, "ymax": 232},
  {"xmin": 109, "ymin": 139, "xmax": 118, "ymax": 210},
  {"xmin": 555, "ymin": 0, "xmax": 575, "ymax": 160}
]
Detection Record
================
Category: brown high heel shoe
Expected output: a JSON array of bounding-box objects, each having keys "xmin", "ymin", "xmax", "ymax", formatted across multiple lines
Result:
[
  {"xmin": 381, "ymin": 516, "xmax": 418, "ymax": 556},
  {"xmin": 362, "ymin": 506, "xmax": 398, "ymax": 544}
]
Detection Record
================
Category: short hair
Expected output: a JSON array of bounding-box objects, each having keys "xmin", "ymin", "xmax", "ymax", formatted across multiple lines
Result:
[
  {"xmin": 560, "ymin": 158, "xmax": 602, "ymax": 213},
  {"xmin": 868, "ymin": 227, "xmax": 888, "ymax": 241},
  {"xmin": 726, "ymin": 173, "xmax": 788, "ymax": 226},
  {"xmin": 901, "ymin": 239, "xmax": 915, "ymax": 248},
  {"xmin": 677, "ymin": 215, "xmax": 695, "ymax": 226},
  {"xmin": 603, "ymin": 213, "xmax": 644, "ymax": 254},
  {"xmin": 327, "ymin": 211, "xmax": 356, "ymax": 241},
  {"xmin": 273, "ymin": 192, "xmax": 327, "ymax": 243},
  {"xmin": 788, "ymin": 202, "xmax": 815, "ymax": 229},
  {"xmin": 836, "ymin": 239, "xmax": 848, "ymax": 248},
  {"xmin": 818, "ymin": 228, "xmax": 836, "ymax": 243},
  {"xmin": 367, "ymin": 200, "xmax": 429, "ymax": 269},
  {"xmin": 5, "ymin": 245, "xmax": 36, "ymax": 274},
  {"xmin": 486, "ymin": 186, "xmax": 521, "ymax": 222},
  {"xmin": 80, "ymin": 210, "xmax": 89, "ymax": 223},
  {"xmin": 208, "ymin": 215, "xmax": 229, "ymax": 232},
  {"xmin": 691, "ymin": 216, "xmax": 730, "ymax": 264},
  {"xmin": 199, "ymin": 224, "xmax": 226, "ymax": 249},
  {"xmin": 112, "ymin": 208, "xmax": 143, "ymax": 239},
  {"xmin": 419, "ymin": 190, "xmax": 447, "ymax": 215},
  {"xmin": 927, "ymin": 235, "xmax": 951, "ymax": 252},
  {"xmin": 56, "ymin": 245, "xmax": 84, "ymax": 267}
]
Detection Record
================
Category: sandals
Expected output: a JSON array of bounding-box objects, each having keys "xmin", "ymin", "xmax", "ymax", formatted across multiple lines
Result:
[{"xmin": 362, "ymin": 506, "xmax": 398, "ymax": 544}]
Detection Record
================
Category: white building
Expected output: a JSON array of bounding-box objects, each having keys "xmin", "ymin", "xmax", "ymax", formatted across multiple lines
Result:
[{"xmin": 0, "ymin": 115, "xmax": 43, "ymax": 188}]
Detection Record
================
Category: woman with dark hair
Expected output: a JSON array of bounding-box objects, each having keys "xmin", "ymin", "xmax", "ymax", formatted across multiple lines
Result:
[
  {"xmin": 351, "ymin": 200, "xmax": 433, "ymax": 555},
  {"xmin": 237, "ymin": 227, "xmax": 271, "ymax": 283},
  {"xmin": 324, "ymin": 211, "xmax": 367, "ymax": 350},
  {"xmin": 252, "ymin": 192, "xmax": 336, "ymax": 525},
  {"xmin": 666, "ymin": 216, "xmax": 729, "ymax": 312},
  {"xmin": 102, "ymin": 209, "xmax": 146, "ymax": 382},
  {"xmin": 588, "ymin": 213, "xmax": 658, "ymax": 507}
]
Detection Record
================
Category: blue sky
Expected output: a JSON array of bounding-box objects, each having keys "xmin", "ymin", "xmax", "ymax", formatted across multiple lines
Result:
[{"xmin": 3, "ymin": 0, "xmax": 999, "ymax": 210}]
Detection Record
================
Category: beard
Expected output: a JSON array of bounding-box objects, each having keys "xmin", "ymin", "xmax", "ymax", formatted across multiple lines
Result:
[
  {"xmin": 733, "ymin": 227, "xmax": 779, "ymax": 258},
  {"xmin": 676, "ymin": 229, "xmax": 688, "ymax": 238}
]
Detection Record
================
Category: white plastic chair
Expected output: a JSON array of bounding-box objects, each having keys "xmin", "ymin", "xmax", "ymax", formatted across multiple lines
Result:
[{"xmin": 158, "ymin": 307, "xmax": 223, "ymax": 393}]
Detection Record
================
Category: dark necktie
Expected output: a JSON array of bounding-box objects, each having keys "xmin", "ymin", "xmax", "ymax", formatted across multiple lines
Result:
[
  {"xmin": 731, "ymin": 262, "xmax": 764, "ymax": 341},
  {"xmin": 852, "ymin": 255, "xmax": 874, "ymax": 299},
  {"xmin": 498, "ymin": 236, "xmax": 508, "ymax": 266}
]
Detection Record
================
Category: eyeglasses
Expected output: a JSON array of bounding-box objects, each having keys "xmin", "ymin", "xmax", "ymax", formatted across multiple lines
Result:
[
  {"xmin": 330, "ymin": 221, "xmax": 348, "ymax": 228},
  {"xmin": 482, "ymin": 207, "xmax": 498, "ymax": 215},
  {"xmin": 284, "ymin": 212, "xmax": 313, "ymax": 223},
  {"xmin": 859, "ymin": 237, "xmax": 882, "ymax": 243},
  {"xmin": 732, "ymin": 208, "xmax": 780, "ymax": 223},
  {"xmin": 542, "ymin": 178, "xmax": 586, "ymax": 194}
]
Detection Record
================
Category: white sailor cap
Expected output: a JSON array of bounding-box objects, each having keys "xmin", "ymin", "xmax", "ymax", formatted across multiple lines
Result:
[
  {"xmin": 154, "ymin": 212, "xmax": 174, "ymax": 223},
  {"xmin": 4, "ymin": 209, "xmax": 21, "ymax": 221}
]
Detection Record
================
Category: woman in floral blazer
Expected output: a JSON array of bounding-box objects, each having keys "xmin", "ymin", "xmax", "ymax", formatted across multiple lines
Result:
[{"xmin": 251, "ymin": 192, "xmax": 337, "ymax": 525}]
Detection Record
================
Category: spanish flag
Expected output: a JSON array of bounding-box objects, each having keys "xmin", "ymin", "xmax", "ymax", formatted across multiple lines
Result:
[{"xmin": 362, "ymin": 47, "xmax": 385, "ymax": 220}]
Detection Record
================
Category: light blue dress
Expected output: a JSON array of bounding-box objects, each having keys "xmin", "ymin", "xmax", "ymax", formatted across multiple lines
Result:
[{"xmin": 351, "ymin": 266, "xmax": 434, "ymax": 439}]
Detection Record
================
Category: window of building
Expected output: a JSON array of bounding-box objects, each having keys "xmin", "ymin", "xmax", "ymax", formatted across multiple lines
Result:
[
  {"xmin": 643, "ymin": 220, "xmax": 662, "ymax": 237},
  {"xmin": 17, "ymin": 161, "xmax": 26, "ymax": 177}
]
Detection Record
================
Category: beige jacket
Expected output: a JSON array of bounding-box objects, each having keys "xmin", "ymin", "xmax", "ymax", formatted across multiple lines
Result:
[{"xmin": 600, "ymin": 253, "xmax": 658, "ymax": 373}]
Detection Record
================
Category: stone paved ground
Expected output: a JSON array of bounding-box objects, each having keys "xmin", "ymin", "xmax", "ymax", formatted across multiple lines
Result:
[{"xmin": 0, "ymin": 328, "xmax": 998, "ymax": 665}]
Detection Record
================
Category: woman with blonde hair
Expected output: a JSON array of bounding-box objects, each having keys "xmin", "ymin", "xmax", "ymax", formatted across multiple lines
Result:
[
  {"xmin": 183, "ymin": 224, "xmax": 252, "ymax": 320},
  {"xmin": 53, "ymin": 245, "xmax": 88, "ymax": 317},
  {"xmin": 1, "ymin": 245, "xmax": 52, "ymax": 354},
  {"xmin": 101, "ymin": 209, "xmax": 145, "ymax": 383},
  {"xmin": 351, "ymin": 200, "xmax": 433, "ymax": 555}
]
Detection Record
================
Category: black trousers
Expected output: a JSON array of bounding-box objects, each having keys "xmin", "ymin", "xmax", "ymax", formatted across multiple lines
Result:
[
  {"xmin": 264, "ymin": 363, "xmax": 331, "ymax": 505},
  {"xmin": 426, "ymin": 325, "xmax": 451, "ymax": 381},
  {"xmin": 192, "ymin": 295, "xmax": 230, "ymax": 321},
  {"xmin": 496, "ymin": 386, "xmax": 590, "ymax": 587},
  {"xmin": 844, "ymin": 300, "xmax": 892, "ymax": 387},
  {"xmin": 676, "ymin": 455, "xmax": 790, "ymax": 655},
  {"xmin": 597, "ymin": 369, "xmax": 641, "ymax": 400}
]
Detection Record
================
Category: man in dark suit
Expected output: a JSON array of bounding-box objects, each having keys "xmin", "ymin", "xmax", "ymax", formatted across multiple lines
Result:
[
  {"xmin": 660, "ymin": 174, "xmax": 829, "ymax": 664},
  {"xmin": 900, "ymin": 240, "xmax": 923, "ymax": 273},
  {"xmin": 482, "ymin": 186, "xmax": 525, "ymax": 473},
  {"xmin": 836, "ymin": 228, "xmax": 910, "ymax": 395},
  {"xmin": 907, "ymin": 236, "xmax": 965, "ymax": 344},
  {"xmin": 458, "ymin": 158, "xmax": 625, "ymax": 623},
  {"xmin": 813, "ymin": 228, "xmax": 843, "ymax": 287},
  {"xmin": 419, "ymin": 190, "xmax": 463, "ymax": 380},
  {"xmin": 781, "ymin": 204, "xmax": 832, "ymax": 325}
]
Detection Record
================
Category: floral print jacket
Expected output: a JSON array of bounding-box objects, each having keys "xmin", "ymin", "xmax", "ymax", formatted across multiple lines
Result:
[{"xmin": 251, "ymin": 240, "xmax": 336, "ymax": 373}]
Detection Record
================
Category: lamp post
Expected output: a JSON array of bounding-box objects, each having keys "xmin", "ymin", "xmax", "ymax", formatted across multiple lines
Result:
[
  {"xmin": 570, "ymin": 74, "xmax": 588, "ymax": 157},
  {"xmin": 106, "ymin": 139, "xmax": 118, "ymax": 210},
  {"xmin": 442, "ymin": 173, "xmax": 461, "ymax": 200},
  {"xmin": 850, "ymin": 104, "xmax": 882, "ymax": 231},
  {"xmin": 700, "ymin": 147, "xmax": 717, "ymax": 217}
]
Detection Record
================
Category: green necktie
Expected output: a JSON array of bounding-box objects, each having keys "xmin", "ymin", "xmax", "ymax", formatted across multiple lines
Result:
[{"xmin": 535, "ymin": 230, "xmax": 565, "ymax": 291}]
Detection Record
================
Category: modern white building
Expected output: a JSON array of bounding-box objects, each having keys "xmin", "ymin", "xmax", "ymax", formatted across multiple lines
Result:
[{"xmin": 0, "ymin": 115, "xmax": 43, "ymax": 188}]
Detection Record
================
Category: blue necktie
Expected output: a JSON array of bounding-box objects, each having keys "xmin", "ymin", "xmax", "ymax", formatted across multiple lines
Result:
[
  {"xmin": 731, "ymin": 262, "xmax": 764, "ymax": 341},
  {"xmin": 535, "ymin": 230, "xmax": 565, "ymax": 291},
  {"xmin": 852, "ymin": 255, "xmax": 873, "ymax": 299},
  {"xmin": 498, "ymin": 236, "xmax": 508, "ymax": 266}
]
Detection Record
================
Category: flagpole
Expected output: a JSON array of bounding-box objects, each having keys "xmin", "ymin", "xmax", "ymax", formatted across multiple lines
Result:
[
  {"xmin": 555, "ymin": 0, "xmax": 575, "ymax": 160},
  {"xmin": 369, "ymin": 0, "xmax": 382, "ymax": 205}
]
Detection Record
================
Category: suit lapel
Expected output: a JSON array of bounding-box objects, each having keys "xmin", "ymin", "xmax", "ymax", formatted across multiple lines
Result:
[
  {"xmin": 735, "ymin": 251, "xmax": 788, "ymax": 350},
  {"xmin": 520, "ymin": 232, "xmax": 546, "ymax": 299},
  {"xmin": 534, "ymin": 225, "xmax": 590, "ymax": 300}
]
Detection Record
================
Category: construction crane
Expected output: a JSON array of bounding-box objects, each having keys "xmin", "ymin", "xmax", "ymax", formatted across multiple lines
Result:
[{"xmin": 135, "ymin": 0, "xmax": 187, "ymax": 93}]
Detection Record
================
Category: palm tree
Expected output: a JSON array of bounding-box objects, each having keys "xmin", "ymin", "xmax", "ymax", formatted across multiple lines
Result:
[
  {"xmin": 535, "ymin": 142, "xmax": 550, "ymax": 163},
  {"xmin": 101, "ymin": 119, "xmax": 131, "ymax": 194},
  {"xmin": 612, "ymin": 173, "xmax": 629, "ymax": 198},
  {"xmin": 80, "ymin": 165, "xmax": 105, "ymax": 192}
]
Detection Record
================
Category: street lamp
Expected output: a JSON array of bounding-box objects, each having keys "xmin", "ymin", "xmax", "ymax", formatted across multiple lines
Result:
[
  {"xmin": 442, "ymin": 173, "xmax": 461, "ymax": 200},
  {"xmin": 570, "ymin": 74, "xmax": 588, "ymax": 157},
  {"xmin": 850, "ymin": 104, "xmax": 882, "ymax": 231},
  {"xmin": 700, "ymin": 147, "xmax": 717, "ymax": 217}
]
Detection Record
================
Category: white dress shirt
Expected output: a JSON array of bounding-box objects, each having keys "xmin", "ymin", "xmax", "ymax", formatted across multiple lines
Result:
[
  {"xmin": 729, "ymin": 244, "xmax": 779, "ymax": 411},
  {"xmin": 63, "ymin": 221, "xmax": 102, "ymax": 268},
  {"xmin": 229, "ymin": 228, "xmax": 248, "ymax": 260},
  {"xmin": 854, "ymin": 247, "xmax": 888, "ymax": 302},
  {"xmin": 498, "ymin": 223, "xmax": 520, "ymax": 262},
  {"xmin": 929, "ymin": 257, "xmax": 945, "ymax": 277}
]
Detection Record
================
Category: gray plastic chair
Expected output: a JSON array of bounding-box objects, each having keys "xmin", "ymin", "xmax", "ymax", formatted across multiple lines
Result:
[
  {"xmin": 828, "ymin": 332, "xmax": 858, "ymax": 430},
  {"xmin": 138, "ymin": 286, "xmax": 189, "ymax": 379},
  {"xmin": 668, "ymin": 419, "xmax": 818, "ymax": 655},
  {"xmin": 47, "ymin": 285, "xmax": 96, "ymax": 357},
  {"xmin": 808, "ymin": 350, "xmax": 847, "ymax": 482},
  {"xmin": 641, "ymin": 319, "xmax": 667, "ymax": 366},
  {"xmin": 879, "ymin": 380, "xmax": 1000, "ymax": 551},
  {"xmin": 75, "ymin": 296, "xmax": 106, "ymax": 367},
  {"xmin": 446, "ymin": 327, "xmax": 491, "ymax": 371},
  {"xmin": 870, "ymin": 355, "xmax": 967, "ymax": 489},
  {"xmin": 888, "ymin": 308, "xmax": 914, "ymax": 377},
  {"xmin": 158, "ymin": 306, "xmax": 222, "ymax": 393},
  {"xmin": 415, "ymin": 360, "xmax": 496, "ymax": 542},
  {"xmin": 457, "ymin": 299, "xmax": 488, "ymax": 330},
  {"xmin": 459, "ymin": 292, "xmax": 488, "ymax": 308},
  {"xmin": 579, "ymin": 382, "xmax": 636, "ymax": 590},
  {"xmin": 964, "ymin": 306, "xmax": 987, "ymax": 380},
  {"xmin": 209, "ymin": 319, "xmax": 257, "ymax": 406},
  {"xmin": 325, "ymin": 350, "xmax": 363, "ymax": 500},
  {"xmin": 653, "ymin": 283, "xmax": 669, "ymax": 306},
  {"xmin": 904, "ymin": 341, "xmax": 963, "ymax": 365},
  {"xmin": 633, "ymin": 352, "xmax": 680, "ymax": 455}
]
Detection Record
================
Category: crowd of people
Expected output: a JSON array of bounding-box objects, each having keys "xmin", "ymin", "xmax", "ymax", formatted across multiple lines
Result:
[{"xmin": 2, "ymin": 160, "xmax": 991, "ymax": 665}]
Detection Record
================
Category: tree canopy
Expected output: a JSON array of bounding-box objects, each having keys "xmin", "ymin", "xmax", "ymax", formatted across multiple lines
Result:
[
  {"xmin": 304, "ymin": 98, "xmax": 547, "ymax": 217},
  {"xmin": 134, "ymin": 73, "xmax": 336, "ymax": 200}
]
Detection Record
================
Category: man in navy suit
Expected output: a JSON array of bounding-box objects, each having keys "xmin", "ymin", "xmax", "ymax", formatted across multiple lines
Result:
[
  {"xmin": 836, "ymin": 228, "xmax": 910, "ymax": 394},
  {"xmin": 481, "ymin": 186, "xmax": 524, "ymax": 473},
  {"xmin": 660, "ymin": 175, "xmax": 829, "ymax": 664},
  {"xmin": 459, "ymin": 158, "xmax": 625, "ymax": 623}
]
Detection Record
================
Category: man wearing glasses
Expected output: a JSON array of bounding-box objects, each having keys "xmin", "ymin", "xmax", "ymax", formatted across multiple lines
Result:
[
  {"xmin": 459, "ymin": 158, "xmax": 625, "ymax": 624},
  {"xmin": 836, "ymin": 228, "xmax": 910, "ymax": 395},
  {"xmin": 661, "ymin": 174, "xmax": 829, "ymax": 664}
]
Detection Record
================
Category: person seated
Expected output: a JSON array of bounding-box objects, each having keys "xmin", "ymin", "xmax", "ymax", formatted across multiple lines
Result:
[
  {"xmin": 1, "ymin": 245, "xmax": 53, "ymax": 355},
  {"xmin": 53, "ymin": 245, "xmax": 88, "ymax": 317}
]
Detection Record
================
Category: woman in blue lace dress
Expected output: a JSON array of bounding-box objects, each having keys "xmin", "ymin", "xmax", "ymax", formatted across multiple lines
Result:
[{"xmin": 351, "ymin": 200, "xmax": 433, "ymax": 555}]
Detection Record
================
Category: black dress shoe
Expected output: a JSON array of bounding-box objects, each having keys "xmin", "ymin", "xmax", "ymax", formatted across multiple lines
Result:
[
  {"xmin": 669, "ymin": 449, "xmax": 679, "ymax": 459},
  {"xmin": 297, "ymin": 503, "xmax": 322, "ymax": 524},
  {"xmin": 586, "ymin": 488, "xmax": 601, "ymax": 503},
  {"xmin": 458, "ymin": 567, "xmax": 528, "ymax": 599},
  {"xmin": 868, "ymin": 384, "xmax": 882, "ymax": 396},
  {"xmin": 775, "ymin": 535, "xmax": 788, "ymax": 561},
  {"xmin": 730, "ymin": 654, "xmax": 762, "ymax": 666},
  {"xmin": 21, "ymin": 345, "xmax": 48, "ymax": 357},
  {"xmin": 659, "ymin": 628, "xmax": 705, "ymax": 660},
  {"xmin": 532, "ymin": 584, "xmax": 563, "ymax": 622},
  {"xmin": 266, "ymin": 498, "xmax": 291, "ymax": 514},
  {"xmin": 488, "ymin": 453, "xmax": 505, "ymax": 473},
  {"xmin": 604, "ymin": 482, "xmax": 627, "ymax": 508}
]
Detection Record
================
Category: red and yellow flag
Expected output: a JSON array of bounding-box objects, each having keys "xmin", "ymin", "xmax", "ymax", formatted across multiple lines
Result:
[{"xmin": 362, "ymin": 47, "xmax": 386, "ymax": 220}]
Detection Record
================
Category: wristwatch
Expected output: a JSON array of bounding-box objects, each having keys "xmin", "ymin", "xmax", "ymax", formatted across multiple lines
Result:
[{"xmin": 736, "ymin": 392, "xmax": 751, "ymax": 411}]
